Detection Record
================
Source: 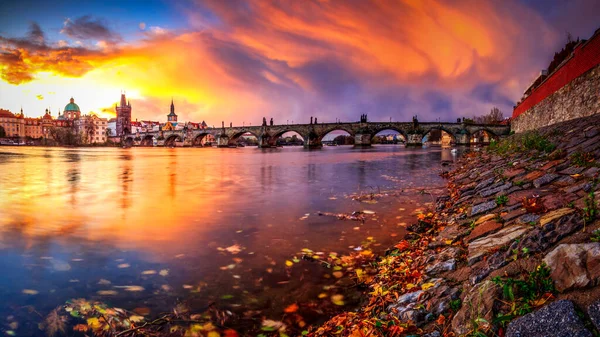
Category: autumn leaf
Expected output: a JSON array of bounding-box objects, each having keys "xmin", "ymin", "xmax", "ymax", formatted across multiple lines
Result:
[
  {"xmin": 394, "ymin": 240, "xmax": 410, "ymax": 251},
  {"xmin": 284, "ymin": 303, "xmax": 299, "ymax": 313}
]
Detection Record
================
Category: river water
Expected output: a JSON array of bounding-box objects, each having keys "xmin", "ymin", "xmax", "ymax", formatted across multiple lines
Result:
[{"xmin": 0, "ymin": 145, "xmax": 459, "ymax": 335}]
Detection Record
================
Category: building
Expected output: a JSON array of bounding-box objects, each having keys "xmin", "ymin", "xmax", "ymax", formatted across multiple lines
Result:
[
  {"xmin": 512, "ymin": 27, "xmax": 600, "ymax": 132},
  {"xmin": 115, "ymin": 93, "xmax": 132, "ymax": 136},
  {"xmin": 0, "ymin": 107, "xmax": 71, "ymax": 141},
  {"xmin": 63, "ymin": 97, "xmax": 81, "ymax": 119},
  {"xmin": 75, "ymin": 114, "xmax": 108, "ymax": 144}
]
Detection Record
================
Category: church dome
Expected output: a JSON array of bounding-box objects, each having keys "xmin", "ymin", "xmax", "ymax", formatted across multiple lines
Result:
[{"xmin": 64, "ymin": 97, "xmax": 80, "ymax": 112}]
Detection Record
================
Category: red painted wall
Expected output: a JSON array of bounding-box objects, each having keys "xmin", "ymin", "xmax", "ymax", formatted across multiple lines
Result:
[{"xmin": 513, "ymin": 31, "xmax": 600, "ymax": 119}]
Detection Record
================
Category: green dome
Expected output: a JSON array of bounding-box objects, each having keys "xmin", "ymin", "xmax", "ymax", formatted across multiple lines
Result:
[{"xmin": 64, "ymin": 98, "xmax": 80, "ymax": 112}]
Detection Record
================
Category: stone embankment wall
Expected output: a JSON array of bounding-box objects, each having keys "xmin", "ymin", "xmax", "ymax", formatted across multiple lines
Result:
[
  {"xmin": 391, "ymin": 115, "xmax": 600, "ymax": 336},
  {"xmin": 512, "ymin": 29, "xmax": 600, "ymax": 133}
]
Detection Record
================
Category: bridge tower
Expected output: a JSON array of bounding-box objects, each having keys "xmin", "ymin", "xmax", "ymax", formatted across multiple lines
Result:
[{"xmin": 115, "ymin": 92, "xmax": 132, "ymax": 137}]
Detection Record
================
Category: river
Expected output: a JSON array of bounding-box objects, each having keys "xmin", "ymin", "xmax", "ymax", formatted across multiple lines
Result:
[{"xmin": 0, "ymin": 145, "xmax": 460, "ymax": 335}]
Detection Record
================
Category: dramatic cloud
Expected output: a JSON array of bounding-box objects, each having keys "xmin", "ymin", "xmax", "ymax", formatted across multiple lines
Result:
[
  {"xmin": 61, "ymin": 16, "xmax": 121, "ymax": 42},
  {"xmin": 0, "ymin": 1, "xmax": 598, "ymax": 123}
]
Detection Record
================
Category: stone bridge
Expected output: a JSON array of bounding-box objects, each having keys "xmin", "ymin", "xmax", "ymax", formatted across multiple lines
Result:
[{"xmin": 124, "ymin": 121, "xmax": 511, "ymax": 148}]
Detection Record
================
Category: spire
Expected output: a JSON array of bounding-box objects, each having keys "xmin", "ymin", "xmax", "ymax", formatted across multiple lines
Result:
[
  {"xmin": 120, "ymin": 92, "xmax": 127, "ymax": 107},
  {"xmin": 170, "ymin": 98, "xmax": 175, "ymax": 114}
]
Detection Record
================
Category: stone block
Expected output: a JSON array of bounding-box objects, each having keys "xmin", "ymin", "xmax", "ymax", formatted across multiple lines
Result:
[
  {"xmin": 543, "ymin": 243, "xmax": 600, "ymax": 292},
  {"xmin": 506, "ymin": 300, "xmax": 592, "ymax": 337}
]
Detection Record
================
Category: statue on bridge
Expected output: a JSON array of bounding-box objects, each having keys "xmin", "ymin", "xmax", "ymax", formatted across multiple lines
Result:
[
  {"xmin": 412, "ymin": 115, "xmax": 419, "ymax": 129},
  {"xmin": 310, "ymin": 116, "xmax": 313, "ymax": 125},
  {"xmin": 270, "ymin": 118, "xmax": 273, "ymax": 126},
  {"xmin": 262, "ymin": 117, "xmax": 267, "ymax": 126},
  {"xmin": 230, "ymin": 122, "xmax": 232, "ymax": 128},
  {"xmin": 360, "ymin": 114, "xmax": 368, "ymax": 123},
  {"xmin": 314, "ymin": 117, "xmax": 318, "ymax": 124}
]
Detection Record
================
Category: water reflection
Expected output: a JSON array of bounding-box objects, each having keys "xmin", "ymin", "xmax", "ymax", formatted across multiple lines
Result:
[{"xmin": 0, "ymin": 145, "xmax": 455, "ymax": 335}]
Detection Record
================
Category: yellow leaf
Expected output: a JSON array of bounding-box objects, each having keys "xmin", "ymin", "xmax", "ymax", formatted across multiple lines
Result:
[
  {"xmin": 318, "ymin": 293, "xmax": 327, "ymax": 299},
  {"xmin": 129, "ymin": 315, "xmax": 144, "ymax": 323},
  {"xmin": 421, "ymin": 282, "xmax": 435, "ymax": 290},
  {"xmin": 285, "ymin": 260, "xmax": 293, "ymax": 267},
  {"xmin": 87, "ymin": 318, "xmax": 101, "ymax": 329},
  {"xmin": 208, "ymin": 332, "xmax": 220, "ymax": 337},
  {"xmin": 331, "ymin": 294, "xmax": 345, "ymax": 306},
  {"xmin": 406, "ymin": 283, "xmax": 415, "ymax": 290},
  {"xmin": 332, "ymin": 271, "xmax": 344, "ymax": 278}
]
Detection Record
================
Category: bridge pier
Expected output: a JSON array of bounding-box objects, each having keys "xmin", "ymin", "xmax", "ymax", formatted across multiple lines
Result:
[
  {"xmin": 455, "ymin": 133, "xmax": 471, "ymax": 146},
  {"xmin": 304, "ymin": 136, "xmax": 322, "ymax": 149},
  {"xmin": 406, "ymin": 134, "xmax": 423, "ymax": 146},
  {"xmin": 354, "ymin": 133, "xmax": 372, "ymax": 147},
  {"xmin": 217, "ymin": 135, "xmax": 230, "ymax": 148}
]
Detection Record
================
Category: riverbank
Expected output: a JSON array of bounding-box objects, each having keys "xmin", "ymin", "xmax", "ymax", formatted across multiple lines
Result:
[{"xmin": 311, "ymin": 114, "xmax": 600, "ymax": 336}]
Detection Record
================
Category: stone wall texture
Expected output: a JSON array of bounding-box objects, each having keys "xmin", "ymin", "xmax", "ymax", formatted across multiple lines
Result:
[
  {"xmin": 512, "ymin": 65, "xmax": 600, "ymax": 133},
  {"xmin": 512, "ymin": 29, "xmax": 600, "ymax": 133}
]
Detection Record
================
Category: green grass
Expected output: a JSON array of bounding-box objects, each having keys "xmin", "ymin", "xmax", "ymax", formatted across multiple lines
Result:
[
  {"xmin": 488, "ymin": 131, "xmax": 556, "ymax": 155},
  {"xmin": 492, "ymin": 264, "xmax": 556, "ymax": 327},
  {"xmin": 571, "ymin": 150, "xmax": 596, "ymax": 167},
  {"xmin": 495, "ymin": 195, "xmax": 509, "ymax": 206}
]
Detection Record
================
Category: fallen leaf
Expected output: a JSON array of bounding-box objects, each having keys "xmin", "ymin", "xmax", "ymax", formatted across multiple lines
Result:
[
  {"xmin": 284, "ymin": 303, "xmax": 299, "ymax": 313},
  {"xmin": 117, "ymin": 263, "xmax": 130, "ymax": 269},
  {"xmin": 331, "ymin": 294, "xmax": 345, "ymax": 306},
  {"xmin": 97, "ymin": 290, "xmax": 118, "ymax": 296},
  {"xmin": 22, "ymin": 289, "xmax": 38, "ymax": 295},
  {"xmin": 141, "ymin": 270, "xmax": 156, "ymax": 275}
]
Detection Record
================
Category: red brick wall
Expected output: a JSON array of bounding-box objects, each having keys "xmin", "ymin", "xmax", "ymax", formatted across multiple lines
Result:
[{"xmin": 513, "ymin": 31, "xmax": 600, "ymax": 119}]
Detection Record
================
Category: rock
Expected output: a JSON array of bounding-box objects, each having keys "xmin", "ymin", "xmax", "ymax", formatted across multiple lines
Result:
[
  {"xmin": 533, "ymin": 173, "xmax": 559, "ymax": 188},
  {"xmin": 587, "ymin": 299, "xmax": 600, "ymax": 332},
  {"xmin": 584, "ymin": 166, "xmax": 600, "ymax": 178},
  {"xmin": 539, "ymin": 160, "xmax": 563, "ymax": 171},
  {"xmin": 543, "ymin": 243, "xmax": 600, "ymax": 292},
  {"xmin": 466, "ymin": 221, "xmax": 503, "ymax": 243},
  {"xmin": 471, "ymin": 201, "xmax": 497, "ymax": 216},
  {"xmin": 451, "ymin": 280, "xmax": 499, "ymax": 336},
  {"xmin": 515, "ymin": 213, "xmax": 540, "ymax": 225},
  {"xmin": 559, "ymin": 166, "xmax": 586, "ymax": 175},
  {"xmin": 475, "ymin": 177, "xmax": 495, "ymax": 191},
  {"xmin": 502, "ymin": 208, "xmax": 527, "ymax": 222},
  {"xmin": 565, "ymin": 181, "xmax": 593, "ymax": 194},
  {"xmin": 467, "ymin": 225, "xmax": 529, "ymax": 265},
  {"xmin": 388, "ymin": 279, "xmax": 455, "ymax": 326},
  {"xmin": 503, "ymin": 168, "xmax": 526, "ymax": 179},
  {"xmin": 480, "ymin": 182, "xmax": 512, "ymax": 197},
  {"xmin": 539, "ymin": 208, "xmax": 575, "ymax": 226},
  {"xmin": 553, "ymin": 175, "xmax": 576, "ymax": 187},
  {"xmin": 524, "ymin": 170, "xmax": 545, "ymax": 182},
  {"xmin": 505, "ymin": 300, "xmax": 592, "ymax": 337},
  {"xmin": 425, "ymin": 259, "xmax": 456, "ymax": 275},
  {"xmin": 475, "ymin": 213, "xmax": 497, "ymax": 225}
]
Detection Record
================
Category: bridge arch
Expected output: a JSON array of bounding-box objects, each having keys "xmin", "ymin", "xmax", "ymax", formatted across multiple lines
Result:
[
  {"xmin": 140, "ymin": 135, "xmax": 154, "ymax": 147},
  {"xmin": 123, "ymin": 136, "xmax": 135, "ymax": 147},
  {"xmin": 164, "ymin": 134, "xmax": 183, "ymax": 147},
  {"xmin": 228, "ymin": 130, "xmax": 262, "ymax": 146},
  {"xmin": 421, "ymin": 126, "xmax": 457, "ymax": 145},
  {"xmin": 267, "ymin": 129, "xmax": 305, "ymax": 146},
  {"xmin": 370, "ymin": 127, "xmax": 408, "ymax": 143},
  {"xmin": 318, "ymin": 127, "xmax": 356, "ymax": 142},
  {"xmin": 469, "ymin": 127, "xmax": 499, "ymax": 144},
  {"xmin": 192, "ymin": 133, "xmax": 212, "ymax": 147}
]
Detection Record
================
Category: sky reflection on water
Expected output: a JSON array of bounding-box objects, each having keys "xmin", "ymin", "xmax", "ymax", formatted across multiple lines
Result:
[{"xmin": 0, "ymin": 145, "xmax": 459, "ymax": 334}]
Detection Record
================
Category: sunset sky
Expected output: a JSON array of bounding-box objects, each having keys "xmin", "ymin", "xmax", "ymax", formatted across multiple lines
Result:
[{"xmin": 0, "ymin": 0, "xmax": 598, "ymax": 125}]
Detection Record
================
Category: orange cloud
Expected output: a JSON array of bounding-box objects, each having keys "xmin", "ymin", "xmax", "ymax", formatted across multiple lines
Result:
[{"xmin": 0, "ymin": 0, "xmax": 581, "ymax": 123}]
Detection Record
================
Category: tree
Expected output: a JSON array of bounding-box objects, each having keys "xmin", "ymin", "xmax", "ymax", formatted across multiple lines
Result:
[
  {"xmin": 105, "ymin": 127, "xmax": 112, "ymax": 138},
  {"xmin": 84, "ymin": 119, "xmax": 98, "ymax": 144},
  {"xmin": 0, "ymin": 126, "xmax": 5, "ymax": 138},
  {"xmin": 472, "ymin": 107, "xmax": 504, "ymax": 124}
]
